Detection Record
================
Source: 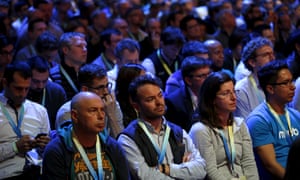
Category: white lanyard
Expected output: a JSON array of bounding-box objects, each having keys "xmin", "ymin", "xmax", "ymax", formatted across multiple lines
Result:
[
  {"xmin": 249, "ymin": 74, "xmax": 264, "ymax": 103},
  {"xmin": 72, "ymin": 132, "xmax": 103, "ymax": 180},
  {"xmin": 266, "ymin": 102, "xmax": 293, "ymax": 137}
]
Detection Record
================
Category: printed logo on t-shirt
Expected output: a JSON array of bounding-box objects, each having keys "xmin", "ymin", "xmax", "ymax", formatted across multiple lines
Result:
[
  {"xmin": 73, "ymin": 147, "xmax": 115, "ymax": 180},
  {"xmin": 278, "ymin": 128, "xmax": 299, "ymax": 139}
]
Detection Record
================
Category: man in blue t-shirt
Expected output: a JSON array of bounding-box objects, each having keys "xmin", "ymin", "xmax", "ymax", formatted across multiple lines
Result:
[{"xmin": 247, "ymin": 60, "xmax": 300, "ymax": 179}]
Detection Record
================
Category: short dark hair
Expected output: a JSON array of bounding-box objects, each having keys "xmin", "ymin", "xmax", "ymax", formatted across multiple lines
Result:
[
  {"xmin": 35, "ymin": 31, "xmax": 58, "ymax": 53},
  {"xmin": 258, "ymin": 60, "xmax": 289, "ymax": 97},
  {"xmin": 181, "ymin": 41, "xmax": 208, "ymax": 58},
  {"xmin": 129, "ymin": 74, "xmax": 162, "ymax": 102},
  {"xmin": 181, "ymin": 56, "xmax": 211, "ymax": 78},
  {"xmin": 160, "ymin": 26, "xmax": 185, "ymax": 46},
  {"xmin": 0, "ymin": 34, "xmax": 13, "ymax": 50},
  {"xmin": 28, "ymin": 18, "xmax": 46, "ymax": 32},
  {"xmin": 27, "ymin": 56, "xmax": 49, "ymax": 73},
  {"xmin": 179, "ymin": 15, "xmax": 206, "ymax": 31},
  {"xmin": 100, "ymin": 28, "xmax": 122, "ymax": 51},
  {"xmin": 198, "ymin": 71, "xmax": 234, "ymax": 128},
  {"xmin": 114, "ymin": 38, "xmax": 140, "ymax": 60},
  {"xmin": 78, "ymin": 64, "xmax": 107, "ymax": 87},
  {"xmin": 4, "ymin": 62, "xmax": 32, "ymax": 85}
]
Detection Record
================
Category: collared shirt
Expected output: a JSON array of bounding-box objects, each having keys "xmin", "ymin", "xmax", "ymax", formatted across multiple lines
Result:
[
  {"xmin": 0, "ymin": 94, "xmax": 50, "ymax": 179},
  {"xmin": 118, "ymin": 117, "xmax": 206, "ymax": 179}
]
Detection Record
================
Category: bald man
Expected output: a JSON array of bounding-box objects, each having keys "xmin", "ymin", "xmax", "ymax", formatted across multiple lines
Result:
[{"xmin": 42, "ymin": 92, "xmax": 130, "ymax": 179}]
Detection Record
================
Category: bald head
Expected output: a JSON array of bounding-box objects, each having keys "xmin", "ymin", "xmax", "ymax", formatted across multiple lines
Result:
[
  {"xmin": 71, "ymin": 92, "xmax": 101, "ymax": 110},
  {"xmin": 204, "ymin": 39, "xmax": 222, "ymax": 49},
  {"xmin": 71, "ymin": 92, "xmax": 106, "ymax": 135}
]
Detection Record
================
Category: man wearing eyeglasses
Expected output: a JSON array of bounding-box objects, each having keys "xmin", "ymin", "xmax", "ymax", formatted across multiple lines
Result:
[
  {"xmin": 247, "ymin": 60, "xmax": 300, "ymax": 179},
  {"xmin": 234, "ymin": 37, "xmax": 275, "ymax": 119},
  {"xmin": 165, "ymin": 56, "xmax": 211, "ymax": 132},
  {"xmin": 56, "ymin": 64, "xmax": 124, "ymax": 139}
]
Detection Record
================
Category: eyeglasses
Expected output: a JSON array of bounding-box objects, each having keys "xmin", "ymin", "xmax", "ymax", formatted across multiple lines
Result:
[
  {"xmin": 216, "ymin": 90, "xmax": 236, "ymax": 99},
  {"xmin": 190, "ymin": 72, "xmax": 211, "ymax": 79},
  {"xmin": 270, "ymin": 80, "xmax": 294, "ymax": 87},
  {"xmin": 87, "ymin": 82, "xmax": 112, "ymax": 92},
  {"xmin": 0, "ymin": 50, "xmax": 14, "ymax": 57},
  {"xmin": 255, "ymin": 51, "xmax": 274, "ymax": 58}
]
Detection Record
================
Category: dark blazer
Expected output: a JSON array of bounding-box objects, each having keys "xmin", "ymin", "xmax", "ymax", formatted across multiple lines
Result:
[{"xmin": 165, "ymin": 85, "xmax": 195, "ymax": 132}]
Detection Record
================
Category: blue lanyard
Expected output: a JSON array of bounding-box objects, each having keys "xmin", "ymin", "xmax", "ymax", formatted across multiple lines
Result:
[
  {"xmin": 218, "ymin": 124, "xmax": 237, "ymax": 177},
  {"xmin": 72, "ymin": 131, "xmax": 103, "ymax": 180},
  {"xmin": 138, "ymin": 120, "xmax": 171, "ymax": 164},
  {"xmin": 60, "ymin": 65, "xmax": 79, "ymax": 93},
  {"xmin": 41, "ymin": 88, "xmax": 46, "ymax": 107},
  {"xmin": 0, "ymin": 102, "xmax": 24, "ymax": 138}
]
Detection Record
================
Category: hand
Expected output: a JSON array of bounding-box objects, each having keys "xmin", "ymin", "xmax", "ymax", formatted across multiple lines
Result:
[
  {"xmin": 102, "ymin": 94, "xmax": 116, "ymax": 118},
  {"xmin": 35, "ymin": 134, "xmax": 51, "ymax": 149},
  {"xmin": 182, "ymin": 152, "xmax": 192, "ymax": 162},
  {"xmin": 16, "ymin": 135, "xmax": 36, "ymax": 154}
]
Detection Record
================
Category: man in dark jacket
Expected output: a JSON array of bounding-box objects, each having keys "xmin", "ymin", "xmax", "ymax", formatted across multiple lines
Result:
[{"xmin": 42, "ymin": 92, "xmax": 130, "ymax": 179}]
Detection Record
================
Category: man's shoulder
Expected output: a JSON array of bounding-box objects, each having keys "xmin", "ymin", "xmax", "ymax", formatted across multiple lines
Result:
[
  {"xmin": 24, "ymin": 99, "xmax": 47, "ymax": 111},
  {"xmin": 46, "ymin": 81, "xmax": 66, "ymax": 92},
  {"xmin": 235, "ymin": 76, "xmax": 251, "ymax": 90}
]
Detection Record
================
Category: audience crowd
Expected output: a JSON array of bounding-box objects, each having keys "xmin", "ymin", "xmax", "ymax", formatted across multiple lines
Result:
[{"xmin": 1, "ymin": 0, "xmax": 300, "ymax": 179}]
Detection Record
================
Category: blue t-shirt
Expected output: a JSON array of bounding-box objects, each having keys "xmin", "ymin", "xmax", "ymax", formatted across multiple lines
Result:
[{"xmin": 247, "ymin": 102, "xmax": 300, "ymax": 178}]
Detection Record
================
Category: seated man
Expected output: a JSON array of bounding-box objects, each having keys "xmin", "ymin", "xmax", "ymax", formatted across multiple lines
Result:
[
  {"xmin": 165, "ymin": 56, "xmax": 211, "ymax": 131},
  {"xmin": 56, "ymin": 64, "xmax": 123, "ymax": 138},
  {"xmin": 247, "ymin": 60, "xmax": 300, "ymax": 179},
  {"xmin": 0, "ymin": 62, "xmax": 50, "ymax": 179},
  {"xmin": 42, "ymin": 92, "xmax": 130, "ymax": 179},
  {"xmin": 235, "ymin": 37, "xmax": 275, "ymax": 119},
  {"xmin": 26, "ymin": 56, "xmax": 67, "ymax": 130},
  {"xmin": 118, "ymin": 75, "xmax": 206, "ymax": 179}
]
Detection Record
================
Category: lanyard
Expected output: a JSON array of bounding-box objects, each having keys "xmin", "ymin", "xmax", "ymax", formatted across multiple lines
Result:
[
  {"xmin": 60, "ymin": 65, "xmax": 79, "ymax": 93},
  {"xmin": 29, "ymin": 44, "xmax": 37, "ymax": 55},
  {"xmin": 266, "ymin": 102, "xmax": 294, "ymax": 144},
  {"xmin": 72, "ymin": 132, "xmax": 103, "ymax": 180},
  {"xmin": 101, "ymin": 53, "xmax": 113, "ymax": 70},
  {"xmin": 138, "ymin": 120, "xmax": 171, "ymax": 164},
  {"xmin": 218, "ymin": 125, "xmax": 237, "ymax": 176},
  {"xmin": 41, "ymin": 88, "xmax": 46, "ymax": 107},
  {"xmin": 249, "ymin": 74, "xmax": 264, "ymax": 103},
  {"xmin": 157, "ymin": 50, "xmax": 178, "ymax": 76},
  {"xmin": 0, "ymin": 102, "xmax": 24, "ymax": 138}
]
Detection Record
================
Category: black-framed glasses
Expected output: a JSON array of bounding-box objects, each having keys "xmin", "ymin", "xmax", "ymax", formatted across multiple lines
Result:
[
  {"xmin": 255, "ymin": 51, "xmax": 274, "ymax": 58},
  {"xmin": 87, "ymin": 82, "xmax": 112, "ymax": 92},
  {"xmin": 190, "ymin": 72, "xmax": 212, "ymax": 79},
  {"xmin": 269, "ymin": 80, "xmax": 294, "ymax": 87}
]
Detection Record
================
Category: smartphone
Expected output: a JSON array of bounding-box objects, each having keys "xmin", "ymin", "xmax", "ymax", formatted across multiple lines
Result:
[{"xmin": 35, "ymin": 133, "xmax": 47, "ymax": 139}]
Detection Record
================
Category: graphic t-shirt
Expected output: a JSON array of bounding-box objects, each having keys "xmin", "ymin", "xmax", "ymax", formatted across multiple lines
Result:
[{"xmin": 73, "ymin": 146, "xmax": 115, "ymax": 180}]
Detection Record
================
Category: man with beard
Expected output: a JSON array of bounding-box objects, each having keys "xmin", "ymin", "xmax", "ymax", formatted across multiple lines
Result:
[
  {"xmin": 26, "ymin": 56, "xmax": 67, "ymax": 130},
  {"xmin": 0, "ymin": 62, "xmax": 50, "ymax": 179},
  {"xmin": 118, "ymin": 75, "xmax": 206, "ymax": 179},
  {"xmin": 247, "ymin": 60, "xmax": 300, "ymax": 179}
]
